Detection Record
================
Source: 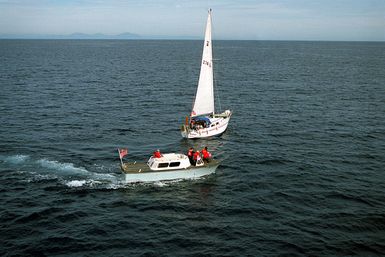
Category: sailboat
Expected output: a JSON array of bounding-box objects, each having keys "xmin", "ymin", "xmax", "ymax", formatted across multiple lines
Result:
[{"xmin": 181, "ymin": 9, "xmax": 232, "ymax": 139}]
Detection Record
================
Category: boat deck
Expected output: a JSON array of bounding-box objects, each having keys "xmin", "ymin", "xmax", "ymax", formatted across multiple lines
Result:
[{"xmin": 121, "ymin": 162, "xmax": 152, "ymax": 173}]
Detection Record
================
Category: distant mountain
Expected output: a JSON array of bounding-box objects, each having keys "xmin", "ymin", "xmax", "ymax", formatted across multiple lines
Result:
[{"xmin": 116, "ymin": 32, "xmax": 142, "ymax": 39}]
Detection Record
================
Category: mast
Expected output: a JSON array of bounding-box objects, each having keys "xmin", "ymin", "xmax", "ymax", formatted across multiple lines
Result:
[{"xmin": 191, "ymin": 9, "xmax": 215, "ymax": 117}]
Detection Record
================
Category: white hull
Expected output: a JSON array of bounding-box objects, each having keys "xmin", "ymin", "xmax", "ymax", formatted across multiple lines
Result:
[
  {"xmin": 181, "ymin": 110, "xmax": 232, "ymax": 139},
  {"xmin": 124, "ymin": 164, "xmax": 218, "ymax": 183}
]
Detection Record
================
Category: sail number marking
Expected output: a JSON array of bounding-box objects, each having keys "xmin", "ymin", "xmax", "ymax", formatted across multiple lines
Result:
[{"xmin": 203, "ymin": 60, "xmax": 211, "ymax": 67}]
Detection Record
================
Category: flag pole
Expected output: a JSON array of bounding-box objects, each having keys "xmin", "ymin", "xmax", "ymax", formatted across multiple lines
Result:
[{"xmin": 118, "ymin": 149, "xmax": 124, "ymax": 166}]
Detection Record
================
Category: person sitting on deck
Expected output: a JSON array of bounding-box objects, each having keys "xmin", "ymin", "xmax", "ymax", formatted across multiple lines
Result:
[
  {"xmin": 201, "ymin": 146, "xmax": 212, "ymax": 163},
  {"xmin": 193, "ymin": 150, "xmax": 202, "ymax": 166},
  {"xmin": 190, "ymin": 120, "xmax": 195, "ymax": 130},
  {"xmin": 187, "ymin": 147, "xmax": 195, "ymax": 165},
  {"xmin": 153, "ymin": 149, "xmax": 162, "ymax": 158}
]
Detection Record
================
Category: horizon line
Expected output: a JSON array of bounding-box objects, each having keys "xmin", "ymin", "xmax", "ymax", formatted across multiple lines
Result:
[{"xmin": 0, "ymin": 33, "xmax": 384, "ymax": 43}]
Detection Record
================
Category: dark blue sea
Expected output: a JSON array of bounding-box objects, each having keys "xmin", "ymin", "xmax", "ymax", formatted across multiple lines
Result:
[{"xmin": 1, "ymin": 39, "xmax": 385, "ymax": 256}]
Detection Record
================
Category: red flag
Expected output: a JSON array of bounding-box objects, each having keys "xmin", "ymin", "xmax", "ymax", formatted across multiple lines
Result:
[{"xmin": 119, "ymin": 148, "xmax": 128, "ymax": 159}]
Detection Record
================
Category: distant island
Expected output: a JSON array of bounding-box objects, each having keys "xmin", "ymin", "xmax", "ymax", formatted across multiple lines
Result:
[{"xmin": 0, "ymin": 32, "xmax": 199, "ymax": 40}]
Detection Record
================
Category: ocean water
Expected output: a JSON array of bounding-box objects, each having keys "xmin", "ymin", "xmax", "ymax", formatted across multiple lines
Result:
[{"xmin": 1, "ymin": 39, "xmax": 385, "ymax": 256}]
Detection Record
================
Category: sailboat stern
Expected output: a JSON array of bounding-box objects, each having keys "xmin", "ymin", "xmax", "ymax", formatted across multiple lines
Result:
[{"xmin": 181, "ymin": 124, "xmax": 189, "ymax": 138}]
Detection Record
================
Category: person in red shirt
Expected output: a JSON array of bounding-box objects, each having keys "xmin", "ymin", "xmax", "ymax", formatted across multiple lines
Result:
[
  {"xmin": 153, "ymin": 149, "xmax": 162, "ymax": 158},
  {"xmin": 193, "ymin": 150, "xmax": 201, "ymax": 165},
  {"xmin": 202, "ymin": 146, "xmax": 212, "ymax": 163},
  {"xmin": 187, "ymin": 147, "xmax": 194, "ymax": 165}
]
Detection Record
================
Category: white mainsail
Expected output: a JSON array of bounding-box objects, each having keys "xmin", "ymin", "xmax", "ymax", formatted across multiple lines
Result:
[{"xmin": 191, "ymin": 9, "xmax": 214, "ymax": 117}]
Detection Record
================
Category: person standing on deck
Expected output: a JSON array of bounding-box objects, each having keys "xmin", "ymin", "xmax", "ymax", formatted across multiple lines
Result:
[
  {"xmin": 202, "ymin": 146, "xmax": 212, "ymax": 162},
  {"xmin": 187, "ymin": 147, "xmax": 194, "ymax": 165},
  {"xmin": 153, "ymin": 149, "xmax": 162, "ymax": 158}
]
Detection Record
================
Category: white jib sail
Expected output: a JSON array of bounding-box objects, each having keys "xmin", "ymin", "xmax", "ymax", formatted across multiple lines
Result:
[{"xmin": 191, "ymin": 9, "xmax": 214, "ymax": 117}]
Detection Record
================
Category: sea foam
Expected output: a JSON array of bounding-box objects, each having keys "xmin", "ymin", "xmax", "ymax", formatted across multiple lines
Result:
[
  {"xmin": 3, "ymin": 154, "xmax": 30, "ymax": 164},
  {"xmin": 65, "ymin": 180, "xmax": 87, "ymax": 187},
  {"xmin": 37, "ymin": 159, "xmax": 89, "ymax": 174}
]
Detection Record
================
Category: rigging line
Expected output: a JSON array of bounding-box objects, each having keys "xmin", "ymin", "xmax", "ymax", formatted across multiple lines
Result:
[
  {"xmin": 211, "ymin": 13, "xmax": 222, "ymax": 113},
  {"xmin": 190, "ymin": 43, "xmax": 200, "ymax": 116},
  {"xmin": 213, "ymin": 58, "xmax": 222, "ymax": 113}
]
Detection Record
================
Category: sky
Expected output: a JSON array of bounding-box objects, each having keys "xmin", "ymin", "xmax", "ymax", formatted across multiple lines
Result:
[{"xmin": 0, "ymin": 0, "xmax": 384, "ymax": 41}]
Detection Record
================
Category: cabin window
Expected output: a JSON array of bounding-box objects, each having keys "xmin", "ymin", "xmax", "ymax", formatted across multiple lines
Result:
[
  {"xmin": 158, "ymin": 163, "xmax": 169, "ymax": 168},
  {"xmin": 169, "ymin": 162, "xmax": 180, "ymax": 167}
]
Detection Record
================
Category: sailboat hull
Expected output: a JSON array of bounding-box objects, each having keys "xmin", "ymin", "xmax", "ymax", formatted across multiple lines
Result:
[{"xmin": 181, "ymin": 110, "xmax": 232, "ymax": 139}]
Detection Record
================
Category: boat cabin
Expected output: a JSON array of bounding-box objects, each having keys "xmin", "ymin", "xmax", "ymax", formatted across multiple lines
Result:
[{"xmin": 147, "ymin": 153, "xmax": 191, "ymax": 171}]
